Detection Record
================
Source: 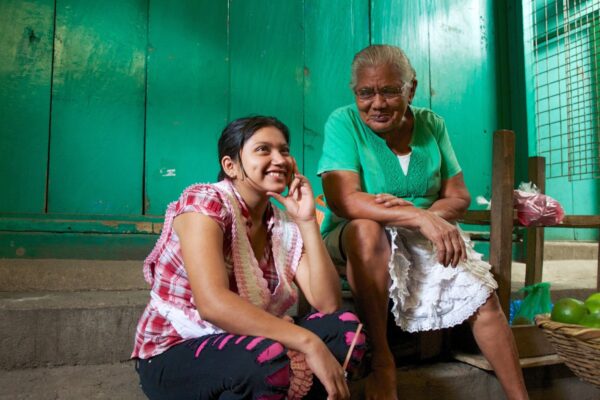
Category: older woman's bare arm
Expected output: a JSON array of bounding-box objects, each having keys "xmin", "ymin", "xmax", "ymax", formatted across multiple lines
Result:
[
  {"xmin": 321, "ymin": 171, "xmax": 424, "ymax": 228},
  {"xmin": 428, "ymin": 172, "xmax": 471, "ymax": 222},
  {"xmin": 322, "ymin": 170, "xmax": 466, "ymax": 266}
]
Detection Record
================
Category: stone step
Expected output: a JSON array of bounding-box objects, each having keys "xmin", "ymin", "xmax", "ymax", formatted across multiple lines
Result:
[
  {"xmin": 545, "ymin": 240, "xmax": 598, "ymax": 261},
  {"xmin": 0, "ymin": 259, "xmax": 147, "ymax": 292},
  {"xmin": 1, "ymin": 257, "xmax": 597, "ymax": 369},
  {"xmin": 1, "ymin": 360, "xmax": 599, "ymax": 400},
  {"xmin": 1, "ymin": 257, "xmax": 596, "ymax": 294},
  {"xmin": 0, "ymin": 290, "xmax": 147, "ymax": 369}
]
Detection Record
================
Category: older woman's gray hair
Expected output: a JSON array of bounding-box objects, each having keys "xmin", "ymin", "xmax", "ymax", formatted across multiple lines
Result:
[{"xmin": 350, "ymin": 44, "xmax": 416, "ymax": 89}]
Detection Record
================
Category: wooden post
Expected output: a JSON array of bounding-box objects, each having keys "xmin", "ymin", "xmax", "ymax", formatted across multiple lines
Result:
[
  {"xmin": 525, "ymin": 157, "xmax": 545, "ymax": 286},
  {"xmin": 597, "ymin": 238, "xmax": 600, "ymax": 291},
  {"xmin": 489, "ymin": 130, "xmax": 515, "ymax": 317}
]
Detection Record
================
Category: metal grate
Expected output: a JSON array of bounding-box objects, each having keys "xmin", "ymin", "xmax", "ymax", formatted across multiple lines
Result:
[{"xmin": 530, "ymin": 0, "xmax": 600, "ymax": 180}]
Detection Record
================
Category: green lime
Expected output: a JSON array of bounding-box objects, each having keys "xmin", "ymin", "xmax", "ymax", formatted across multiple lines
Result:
[
  {"xmin": 579, "ymin": 313, "xmax": 600, "ymax": 329},
  {"xmin": 585, "ymin": 299, "xmax": 600, "ymax": 315},
  {"xmin": 551, "ymin": 298, "xmax": 587, "ymax": 324},
  {"xmin": 585, "ymin": 292, "xmax": 600, "ymax": 304}
]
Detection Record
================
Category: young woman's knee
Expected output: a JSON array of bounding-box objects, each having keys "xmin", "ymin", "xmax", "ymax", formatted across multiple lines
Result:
[
  {"xmin": 247, "ymin": 339, "xmax": 291, "ymax": 392},
  {"xmin": 300, "ymin": 310, "xmax": 366, "ymax": 368}
]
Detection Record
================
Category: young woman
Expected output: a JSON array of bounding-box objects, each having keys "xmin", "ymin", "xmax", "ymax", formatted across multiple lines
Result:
[{"xmin": 132, "ymin": 116, "xmax": 365, "ymax": 400}]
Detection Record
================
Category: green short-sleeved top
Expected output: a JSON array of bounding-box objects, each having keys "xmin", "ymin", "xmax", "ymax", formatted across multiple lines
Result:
[{"xmin": 317, "ymin": 104, "xmax": 462, "ymax": 238}]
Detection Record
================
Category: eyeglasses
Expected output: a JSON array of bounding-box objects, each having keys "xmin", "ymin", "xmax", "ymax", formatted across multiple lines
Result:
[{"xmin": 354, "ymin": 85, "xmax": 408, "ymax": 101}]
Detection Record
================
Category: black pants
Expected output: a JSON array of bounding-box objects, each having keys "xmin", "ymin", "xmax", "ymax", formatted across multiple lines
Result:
[{"xmin": 135, "ymin": 310, "xmax": 365, "ymax": 400}]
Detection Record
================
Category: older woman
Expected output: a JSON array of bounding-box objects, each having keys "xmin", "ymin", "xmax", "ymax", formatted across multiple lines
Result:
[{"xmin": 318, "ymin": 45, "xmax": 528, "ymax": 400}]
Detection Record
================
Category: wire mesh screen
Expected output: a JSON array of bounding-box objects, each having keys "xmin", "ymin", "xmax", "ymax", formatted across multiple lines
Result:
[{"xmin": 530, "ymin": 0, "xmax": 600, "ymax": 180}]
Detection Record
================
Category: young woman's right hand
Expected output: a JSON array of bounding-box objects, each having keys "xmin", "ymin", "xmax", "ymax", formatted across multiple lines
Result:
[{"xmin": 304, "ymin": 338, "xmax": 350, "ymax": 399}]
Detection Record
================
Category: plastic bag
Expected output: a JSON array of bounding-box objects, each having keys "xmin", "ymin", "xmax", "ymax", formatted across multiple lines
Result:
[
  {"xmin": 511, "ymin": 282, "xmax": 553, "ymax": 325},
  {"xmin": 513, "ymin": 182, "xmax": 564, "ymax": 227}
]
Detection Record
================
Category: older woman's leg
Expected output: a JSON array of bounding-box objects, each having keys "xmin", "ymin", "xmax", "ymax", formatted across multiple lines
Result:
[
  {"xmin": 342, "ymin": 219, "xmax": 398, "ymax": 400},
  {"xmin": 468, "ymin": 293, "xmax": 529, "ymax": 400}
]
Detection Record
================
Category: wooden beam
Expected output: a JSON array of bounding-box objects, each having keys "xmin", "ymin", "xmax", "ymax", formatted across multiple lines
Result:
[
  {"xmin": 489, "ymin": 130, "xmax": 515, "ymax": 316},
  {"xmin": 525, "ymin": 157, "xmax": 545, "ymax": 286}
]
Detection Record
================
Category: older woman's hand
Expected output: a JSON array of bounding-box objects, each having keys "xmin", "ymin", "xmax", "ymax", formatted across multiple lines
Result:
[{"xmin": 416, "ymin": 210, "xmax": 467, "ymax": 267}]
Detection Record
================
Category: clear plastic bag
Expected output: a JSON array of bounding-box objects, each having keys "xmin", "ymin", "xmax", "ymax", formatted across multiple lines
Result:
[{"xmin": 513, "ymin": 182, "xmax": 564, "ymax": 227}]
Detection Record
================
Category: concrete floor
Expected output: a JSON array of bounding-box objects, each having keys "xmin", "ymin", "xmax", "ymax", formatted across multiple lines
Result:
[{"xmin": 511, "ymin": 260, "xmax": 598, "ymax": 292}]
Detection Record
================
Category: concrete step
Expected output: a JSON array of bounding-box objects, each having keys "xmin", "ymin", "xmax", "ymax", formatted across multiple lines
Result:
[
  {"xmin": 0, "ymin": 290, "xmax": 147, "ymax": 369},
  {"xmin": 1, "ymin": 360, "xmax": 599, "ymax": 400},
  {"xmin": 1, "ymin": 257, "xmax": 597, "ymax": 370},
  {"xmin": 1, "ymin": 257, "xmax": 596, "ymax": 294},
  {"xmin": 0, "ymin": 259, "xmax": 147, "ymax": 292},
  {"xmin": 544, "ymin": 241, "xmax": 598, "ymax": 261}
]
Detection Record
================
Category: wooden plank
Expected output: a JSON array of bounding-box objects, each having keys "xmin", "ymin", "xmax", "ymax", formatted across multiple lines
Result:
[
  {"xmin": 0, "ymin": 216, "xmax": 163, "ymax": 234},
  {"xmin": 511, "ymin": 324, "xmax": 555, "ymax": 358},
  {"xmin": 462, "ymin": 210, "xmax": 492, "ymax": 224},
  {"xmin": 0, "ymin": 231, "xmax": 157, "ymax": 259},
  {"xmin": 145, "ymin": 0, "xmax": 228, "ymax": 215},
  {"xmin": 0, "ymin": 0, "xmax": 54, "ymax": 213},
  {"xmin": 489, "ymin": 130, "xmax": 515, "ymax": 316},
  {"xmin": 454, "ymin": 351, "xmax": 562, "ymax": 371},
  {"xmin": 557, "ymin": 215, "xmax": 600, "ymax": 228},
  {"xmin": 48, "ymin": 0, "xmax": 146, "ymax": 214},
  {"xmin": 525, "ymin": 156, "xmax": 545, "ymax": 285},
  {"xmin": 229, "ymin": 0, "xmax": 304, "ymax": 170},
  {"xmin": 303, "ymin": 0, "xmax": 369, "ymax": 193},
  {"xmin": 464, "ymin": 212, "xmax": 600, "ymax": 229}
]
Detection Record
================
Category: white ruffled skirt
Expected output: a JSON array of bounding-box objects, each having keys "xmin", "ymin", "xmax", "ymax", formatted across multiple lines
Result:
[{"xmin": 387, "ymin": 226, "xmax": 498, "ymax": 332}]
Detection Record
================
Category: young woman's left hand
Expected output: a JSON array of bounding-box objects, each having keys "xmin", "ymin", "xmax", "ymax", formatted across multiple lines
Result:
[{"xmin": 267, "ymin": 159, "xmax": 316, "ymax": 223}]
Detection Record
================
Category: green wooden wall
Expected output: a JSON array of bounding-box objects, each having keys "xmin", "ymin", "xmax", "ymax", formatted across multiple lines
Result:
[{"xmin": 0, "ymin": 0, "xmax": 535, "ymax": 257}]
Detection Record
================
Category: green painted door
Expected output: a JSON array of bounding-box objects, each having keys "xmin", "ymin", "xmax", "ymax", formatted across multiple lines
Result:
[
  {"xmin": 144, "ymin": 0, "xmax": 228, "ymax": 215},
  {"xmin": 0, "ymin": 0, "xmax": 54, "ymax": 213},
  {"xmin": 48, "ymin": 0, "xmax": 147, "ymax": 215}
]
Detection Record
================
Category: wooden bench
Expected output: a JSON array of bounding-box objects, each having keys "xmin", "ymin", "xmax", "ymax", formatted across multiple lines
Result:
[{"xmin": 458, "ymin": 130, "xmax": 600, "ymax": 368}]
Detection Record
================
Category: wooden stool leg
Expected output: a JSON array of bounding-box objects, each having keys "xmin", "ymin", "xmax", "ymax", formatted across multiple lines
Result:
[
  {"xmin": 597, "ymin": 238, "xmax": 600, "ymax": 292},
  {"xmin": 525, "ymin": 157, "xmax": 546, "ymax": 286},
  {"xmin": 489, "ymin": 130, "xmax": 515, "ymax": 317}
]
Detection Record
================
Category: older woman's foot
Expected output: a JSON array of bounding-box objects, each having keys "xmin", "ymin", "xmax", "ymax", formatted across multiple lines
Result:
[{"xmin": 364, "ymin": 365, "xmax": 398, "ymax": 400}]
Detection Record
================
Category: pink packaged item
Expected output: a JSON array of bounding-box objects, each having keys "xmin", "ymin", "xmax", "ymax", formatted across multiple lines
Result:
[{"xmin": 513, "ymin": 182, "xmax": 564, "ymax": 227}]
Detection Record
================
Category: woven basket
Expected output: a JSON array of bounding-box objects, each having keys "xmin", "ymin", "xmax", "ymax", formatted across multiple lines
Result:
[{"xmin": 535, "ymin": 314, "xmax": 600, "ymax": 388}]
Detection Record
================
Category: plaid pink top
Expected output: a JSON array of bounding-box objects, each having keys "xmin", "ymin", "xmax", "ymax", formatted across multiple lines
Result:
[{"xmin": 132, "ymin": 180, "xmax": 303, "ymax": 359}]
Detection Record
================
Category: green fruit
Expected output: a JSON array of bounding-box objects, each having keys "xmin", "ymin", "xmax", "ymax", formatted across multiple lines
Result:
[
  {"xmin": 585, "ymin": 292, "xmax": 600, "ymax": 304},
  {"xmin": 579, "ymin": 313, "xmax": 600, "ymax": 329},
  {"xmin": 585, "ymin": 299, "xmax": 600, "ymax": 315},
  {"xmin": 551, "ymin": 298, "xmax": 587, "ymax": 324},
  {"xmin": 585, "ymin": 293, "xmax": 600, "ymax": 312}
]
